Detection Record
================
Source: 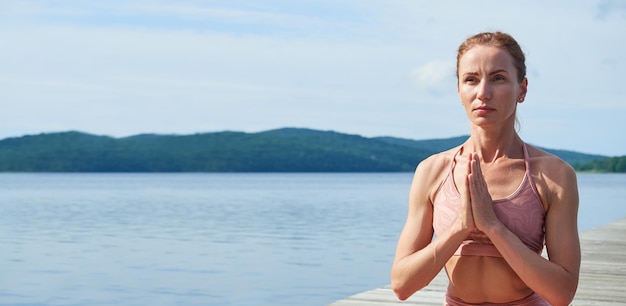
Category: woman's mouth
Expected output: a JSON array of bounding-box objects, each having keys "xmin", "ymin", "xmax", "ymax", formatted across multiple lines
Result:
[{"xmin": 473, "ymin": 106, "xmax": 495, "ymax": 115}]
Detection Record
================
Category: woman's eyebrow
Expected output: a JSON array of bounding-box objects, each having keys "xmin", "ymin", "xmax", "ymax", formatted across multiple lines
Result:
[{"xmin": 489, "ymin": 69, "xmax": 510, "ymax": 75}]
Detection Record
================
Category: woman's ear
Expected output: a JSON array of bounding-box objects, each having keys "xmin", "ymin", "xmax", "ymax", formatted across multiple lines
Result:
[{"xmin": 518, "ymin": 78, "xmax": 528, "ymax": 103}]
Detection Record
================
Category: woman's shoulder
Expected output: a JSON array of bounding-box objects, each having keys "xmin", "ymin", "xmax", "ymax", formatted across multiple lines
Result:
[
  {"xmin": 410, "ymin": 146, "xmax": 461, "ymax": 203},
  {"xmin": 412, "ymin": 146, "xmax": 460, "ymax": 187},
  {"xmin": 417, "ymin": 145, "xmax": 460, "ymax": 173},
  {"xmin": 526, "ymin": 143, "xmax": 577, "ymax": 200},
  {"xmin": 526, "ymin": 143, "xmax": 575, "ymax": 175}
]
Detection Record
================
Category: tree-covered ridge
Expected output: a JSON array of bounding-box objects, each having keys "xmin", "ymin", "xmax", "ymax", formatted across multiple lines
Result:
[
  {"xmin": 0, "ymin": 129, "xmax": 429, "ymax": 172},
  {"xmin": 574, "ymin": 156, "xmax": 626, "ymax": 173},
  {"xmin": 0, "ymin": 128, "xmax": 616, "ymax": 172}
]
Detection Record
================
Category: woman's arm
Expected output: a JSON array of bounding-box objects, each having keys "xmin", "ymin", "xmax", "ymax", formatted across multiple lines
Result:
[
  {"xmin": 391, "ymin": 155, "xmax": 474, "ymax": 300},
  {"xmin": 469, "ymin": 154, "xmax": 580, "ymax": 305}
]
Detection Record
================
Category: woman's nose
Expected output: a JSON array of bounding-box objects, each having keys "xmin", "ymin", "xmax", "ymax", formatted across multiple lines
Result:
[{"xmin": 476, "ymin": 80, "xmax": 491, "ymax": 100}]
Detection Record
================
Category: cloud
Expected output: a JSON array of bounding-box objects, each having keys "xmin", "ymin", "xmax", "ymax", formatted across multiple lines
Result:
[
  {"xmin": 1, "ymin": 1, "xmax": 625, "ymax": 154},
  {"xmin": 596, "ymin": 0, "xmax": 626, "ymax": 20},
  {"xmin": 409, "ymin": 60, "xmax": 456, "ymax": 94}
]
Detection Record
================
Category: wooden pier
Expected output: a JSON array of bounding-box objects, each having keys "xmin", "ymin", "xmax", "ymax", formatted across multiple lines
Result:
[{"xmin": 329, "ymin": 217, "xmax": 626, "ymax": 305}]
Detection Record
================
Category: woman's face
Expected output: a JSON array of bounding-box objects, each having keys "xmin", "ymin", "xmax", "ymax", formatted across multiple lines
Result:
[{"xmin": 457, "ymin": 45, "xmax": 527, "ymax": 129}]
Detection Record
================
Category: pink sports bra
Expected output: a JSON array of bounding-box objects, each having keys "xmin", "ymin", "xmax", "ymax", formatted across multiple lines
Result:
[{"xmin": 432, "ymin": 143, "xmax": 545, "ymax": 257}]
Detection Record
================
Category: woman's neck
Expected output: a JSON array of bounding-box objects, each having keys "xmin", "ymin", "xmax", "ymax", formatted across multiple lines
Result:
[{"xmin": 465, "ymin": 126, "xmax": 522, "ymax": 163}]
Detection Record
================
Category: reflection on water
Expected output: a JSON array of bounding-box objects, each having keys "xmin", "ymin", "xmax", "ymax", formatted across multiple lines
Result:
[
  {"xmin": 577, "ymin": 173, "xmax": 626, "ymax": 231},
  {"xmin": 0, "ymin": 173, "xmax": 623, "ymax": 306}
]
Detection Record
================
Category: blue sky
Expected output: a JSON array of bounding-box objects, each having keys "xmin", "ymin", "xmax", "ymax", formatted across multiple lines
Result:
[{"xmin": 1, "ymin": 1, "xmax": 625, "ymax": 156}]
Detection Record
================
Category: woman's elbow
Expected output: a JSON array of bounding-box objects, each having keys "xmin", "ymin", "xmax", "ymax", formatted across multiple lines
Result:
[
  {"xmin": 548, "ymin": 289, "xmax": 577, "ymax": 306},
  {"xmin": 391, "ymin": 281, "xmax": 411, "ymax": 301},
  {"xmin": 548, "ymin": 296, "xmax": 573, "ymax": 306},
  {"xmin": 390, "ymin": 273, "xmax": 424, "ymax": 301},
  {"xmin": 544, "ymin": 283, "xmax": 577, "ymax": 306}
]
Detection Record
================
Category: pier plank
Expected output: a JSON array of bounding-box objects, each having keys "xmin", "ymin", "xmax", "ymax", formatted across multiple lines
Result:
[{"xmin": 329, "ymin": 217, "xmax": 626, "ymax": 306}]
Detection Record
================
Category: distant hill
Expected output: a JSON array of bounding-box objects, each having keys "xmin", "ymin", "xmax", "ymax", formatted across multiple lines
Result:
[
  {"xmin": 375, "ymin": 135, "xmax": 470, "ymax": 153},
  {"xmin": 375, "ymin": 135, "xmax": 607, "ymax": 166},
  {"xmin": 574, "ymin": 155, "xmax": 626, "ymax": 173},
  {"xmin": 0, "ymin": 128, "xmax": 612, "ymax": 172}
]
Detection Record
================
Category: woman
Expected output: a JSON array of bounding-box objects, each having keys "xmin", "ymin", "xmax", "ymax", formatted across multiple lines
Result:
[{"xmin": 390, "ymin": 32, "xmax": 580, "ymax": 306}]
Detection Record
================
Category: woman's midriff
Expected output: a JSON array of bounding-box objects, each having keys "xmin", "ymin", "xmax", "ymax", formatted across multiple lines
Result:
[{"xmin": 445, "ymin": 255, "xmax": 533, "ymax": 303}]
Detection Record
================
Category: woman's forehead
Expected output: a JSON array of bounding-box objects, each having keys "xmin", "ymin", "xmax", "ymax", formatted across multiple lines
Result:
[{"xmin": 459, "ymin": 46, "xmax": 515, "ymax": 73}]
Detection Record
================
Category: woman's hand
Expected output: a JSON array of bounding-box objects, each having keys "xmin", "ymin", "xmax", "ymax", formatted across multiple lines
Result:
[
  {"xmin": 467, "ymin": 153, "xmax": 500, "ymax": 232},
  {"xmin": 455, "ymin": 154, "xmax": 476, "ymax": 234}
]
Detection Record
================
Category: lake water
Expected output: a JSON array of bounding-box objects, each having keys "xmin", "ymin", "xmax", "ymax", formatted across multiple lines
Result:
[{"xmin": 0, "ymin": 173, "xmax": 624, "ymax": 306}]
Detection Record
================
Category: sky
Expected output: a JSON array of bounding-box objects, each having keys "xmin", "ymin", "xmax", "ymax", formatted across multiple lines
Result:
[{"xmin": 1, "ymin": 1, "xmax": 625, "ymax": 156}]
